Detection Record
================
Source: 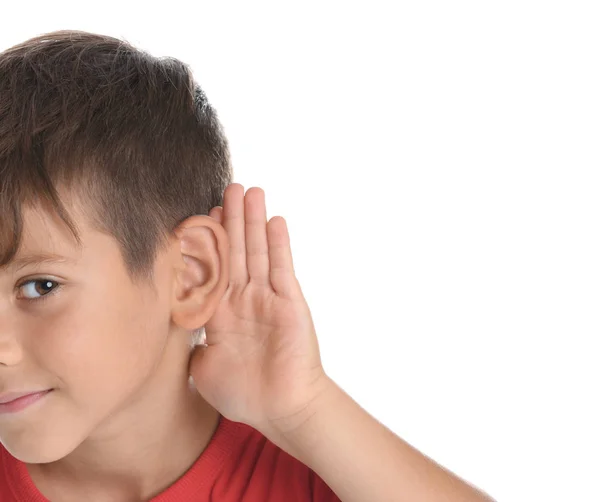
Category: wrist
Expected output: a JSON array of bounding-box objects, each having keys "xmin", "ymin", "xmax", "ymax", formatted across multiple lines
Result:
[{"xmin": 265, "ymin": 375, "xmax": 341, "ymax": 461}]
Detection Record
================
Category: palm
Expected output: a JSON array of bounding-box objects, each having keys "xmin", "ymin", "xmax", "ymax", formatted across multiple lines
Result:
[{"xmin": 189, "ymin": 184, "xmax": 326, "ymax": 434}]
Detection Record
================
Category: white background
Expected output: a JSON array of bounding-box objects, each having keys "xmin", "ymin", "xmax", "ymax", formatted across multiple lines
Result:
[{"xmin": 2, "ymin": 2, "xmax": 599, "ymax": 501}]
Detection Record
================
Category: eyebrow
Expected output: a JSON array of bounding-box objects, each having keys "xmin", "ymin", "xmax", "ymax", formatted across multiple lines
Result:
[{"xmin": 1, "ymin": 253, "xmax": 77, "ymax": 273}]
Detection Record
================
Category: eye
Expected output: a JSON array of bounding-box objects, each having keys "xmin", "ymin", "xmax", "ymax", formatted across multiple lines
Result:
[{"xmin": 18, "ymin": 278, "xmax": 61, "ymax": 302}]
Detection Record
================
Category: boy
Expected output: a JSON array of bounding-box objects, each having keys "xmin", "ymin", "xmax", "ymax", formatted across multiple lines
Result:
[{"xmin": 0, "ymin": 30, "xmax": 495, "ymax": 501}]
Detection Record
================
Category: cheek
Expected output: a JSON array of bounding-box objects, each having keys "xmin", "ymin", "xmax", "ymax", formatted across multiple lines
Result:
[{"xmin": 32, "ymin": 292, "xmax": 169, "ymax": 403}]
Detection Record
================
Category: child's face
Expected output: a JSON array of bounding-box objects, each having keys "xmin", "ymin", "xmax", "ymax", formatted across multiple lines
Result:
[{"xmin": 0, "ymin": 201, "xmax": 186, "ymax": 463}]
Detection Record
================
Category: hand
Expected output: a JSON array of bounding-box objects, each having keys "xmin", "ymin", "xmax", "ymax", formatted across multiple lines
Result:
[{"xmin": 189, "ymin": 183, "xmax": 332, "ymax": 438}]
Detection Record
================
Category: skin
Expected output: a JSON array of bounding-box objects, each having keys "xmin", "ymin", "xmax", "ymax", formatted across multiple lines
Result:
[
  {"xmin": 187, "ymin": 183, "xmax": 496, "ymax": 502},
  {"xmin": 0, "ymin": 188, "xmax": 230, "ymax": 501},
  {"xmin": 0, "ymin": 182, "xmax": 495, "ymax": 501}
]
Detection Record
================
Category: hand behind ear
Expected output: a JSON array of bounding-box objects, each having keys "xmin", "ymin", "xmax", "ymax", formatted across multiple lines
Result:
[{"xmin": 189, "ymin": 183, "xmax": 330, "ymax": 437}]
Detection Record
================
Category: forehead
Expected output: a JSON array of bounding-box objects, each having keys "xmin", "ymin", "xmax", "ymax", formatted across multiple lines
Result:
[
  {"xmin": 18, "ymin": 203, "xmax": 83, "ymax": 251},
  {"xmin": 0, "ymin": 183, "xmax": 104, "ymax": 274},
  {"xmin": 0, "ymin": 217, "xmax": 82, "ymax": 274},
  {"xmin": 0, "ymin": 200, "xmax": 87, "ymax": 274}
]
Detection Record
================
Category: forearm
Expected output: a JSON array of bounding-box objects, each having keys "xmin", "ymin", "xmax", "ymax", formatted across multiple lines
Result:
[{"xmin": 275, "ymin": 376, "xmax": 496, "ymax": 502}]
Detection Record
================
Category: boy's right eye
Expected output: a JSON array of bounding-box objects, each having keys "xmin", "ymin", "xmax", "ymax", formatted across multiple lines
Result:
[{"xmin": 17, "ymin": 278, "xmax": 62, "ymax": 303}]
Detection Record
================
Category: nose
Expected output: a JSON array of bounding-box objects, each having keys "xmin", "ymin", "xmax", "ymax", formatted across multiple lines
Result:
[{"xmin": 0, "ymin": 331, "xmax": 23, "ymax": 366}]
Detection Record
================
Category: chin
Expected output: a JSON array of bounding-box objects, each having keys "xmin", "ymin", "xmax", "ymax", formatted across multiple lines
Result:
[{"xmin": 1, "ymin": 427, "xmax": 84, "ymax": 464}]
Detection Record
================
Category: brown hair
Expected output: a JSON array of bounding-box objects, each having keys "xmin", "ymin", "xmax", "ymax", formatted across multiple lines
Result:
[{"xmin": 0, "ymin": 29, "xmax": 232, "ymax": 287}]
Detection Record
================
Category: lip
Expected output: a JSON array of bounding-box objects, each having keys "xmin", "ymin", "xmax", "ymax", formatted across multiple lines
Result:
[{"xmin": 0, "ymin": 389, "xmax": 53, "ymax": 414}]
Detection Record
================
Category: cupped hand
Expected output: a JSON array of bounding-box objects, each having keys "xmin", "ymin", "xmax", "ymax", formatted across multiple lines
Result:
[{"xmin": 189, "ymin": 183, "xmax": 331, "ymax": 437}]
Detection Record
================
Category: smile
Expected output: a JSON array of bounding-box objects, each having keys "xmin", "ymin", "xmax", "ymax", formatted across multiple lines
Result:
[{"xmin": 0, "ymin": 389, "xmax": 53, "ymax": 414}]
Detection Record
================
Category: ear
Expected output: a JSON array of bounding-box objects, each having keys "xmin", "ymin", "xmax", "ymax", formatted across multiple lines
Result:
[{"xmin": 170, "ymin": 215, "xmax": 230, "ymax": 330}]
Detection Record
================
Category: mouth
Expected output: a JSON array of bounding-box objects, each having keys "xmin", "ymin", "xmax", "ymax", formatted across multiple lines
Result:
[{"xmin": 0, "ymin": 389, "xmax": 53, "ymax": 414}]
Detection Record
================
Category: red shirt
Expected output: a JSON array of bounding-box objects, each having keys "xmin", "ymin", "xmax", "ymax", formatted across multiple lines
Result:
[{"xmin": 0, "ymin": 415, "xmax": 341, "ymax": 501}]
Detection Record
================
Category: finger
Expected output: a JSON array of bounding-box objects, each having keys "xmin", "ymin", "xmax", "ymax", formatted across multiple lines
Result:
[
  {"xmin": 209, "ymin": 206, "xmax": 223, "ymax": 223},
  {"xmin": 244, "ymin": 187, "xmax": 270, "ymax": 285},
  {"xmin": 267, "ymin": 216, "xmax": 301, "ymax": 300},
  {"xmin": 222, "ymin": 183, "xmax": 249, "ymax": 285}
]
